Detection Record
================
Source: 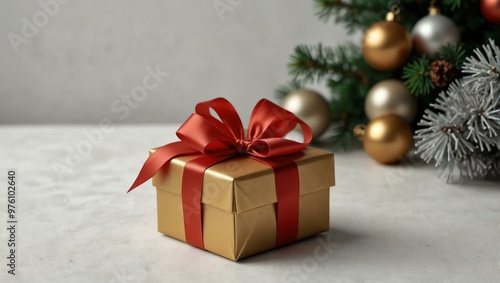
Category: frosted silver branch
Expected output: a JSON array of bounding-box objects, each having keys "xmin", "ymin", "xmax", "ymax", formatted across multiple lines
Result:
[
  {"xmin": 462, "ymin": 38, "xmax": 500, "ymax": 90},
  {"xmin": 415, "ymin": 38, "xmax": 500, "ymax": 182}
]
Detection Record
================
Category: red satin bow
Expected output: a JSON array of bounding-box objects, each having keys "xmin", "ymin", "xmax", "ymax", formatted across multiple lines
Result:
[{"xmin": 128, "ymin": 97, "xmax": 312, "ymax": 249}]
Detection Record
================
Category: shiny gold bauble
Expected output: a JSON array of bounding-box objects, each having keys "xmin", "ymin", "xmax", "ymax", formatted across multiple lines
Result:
[
  {"xmin": 362, "ymin": 20, "xmax": 412, "ymax": 71},
  {"xmin": 281, "ymin": 89, "xmax": 331, "ymax": 140},
  {"xmin": 365, "ymin": 79, "xmax": 417, "ymax": 123},
  {"xmin": 357, "ymin": 114, "xmax": 413, "ymax": 164}
]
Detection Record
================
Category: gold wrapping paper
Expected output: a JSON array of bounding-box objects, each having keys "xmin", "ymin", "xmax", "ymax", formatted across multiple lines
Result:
[{"xmin": 152, "ymin": 147, "xmax": 335, "ymax": 260}]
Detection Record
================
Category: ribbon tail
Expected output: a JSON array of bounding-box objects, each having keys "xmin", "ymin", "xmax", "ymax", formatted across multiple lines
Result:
[
  {"xmin": 273, "ymin": 159, "xmax": 300, "ymax": 246},
  {"xmin": 127, "ymin": 142, "xmax": 198, "ymax": 193}
]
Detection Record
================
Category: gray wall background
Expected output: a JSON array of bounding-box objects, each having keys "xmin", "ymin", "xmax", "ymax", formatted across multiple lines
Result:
[{"xmin": 0, "ymin": 0, "xmax": 357, "ymax": 124}]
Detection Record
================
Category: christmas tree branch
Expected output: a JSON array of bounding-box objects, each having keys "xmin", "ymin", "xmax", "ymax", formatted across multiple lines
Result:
[
  {"xmin": 402, "ymin": 57, "xmax": 433, "ymax": 97},
  {"xmin": 402, "ymin": 44, "xmax": 466, "ymax": 97},
  {"xmin": 288, "ymin": 43, "xmax": 370, "ymax": 85},
  {"xmin": 438, "ymin": 44, "xmax": 466, "ymax": 68},
  {"xmin": 443, "ymin": 0, "xmax": 463, "ymax": 10},
  {"xmin": 313, "ymin": 0, "xmax": 387, "ymax": 32}
]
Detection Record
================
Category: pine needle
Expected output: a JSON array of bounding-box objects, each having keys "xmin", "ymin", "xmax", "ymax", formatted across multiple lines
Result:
[{"xmin": 402, "ymin": 58, "xmax": 434, "ymax": 97}]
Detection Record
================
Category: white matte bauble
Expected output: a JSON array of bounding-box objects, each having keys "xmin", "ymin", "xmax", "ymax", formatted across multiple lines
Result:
[
  {"xmin": 365, "ymin": 79, "xmax": 417, "ymax": 123},
  {"xmin": 412, "ymin": 13, "xmax": 460, "ymax": 58},
  {"xmin": 281, "ymin": 89, "xmax": 331, "ymax": 140}
]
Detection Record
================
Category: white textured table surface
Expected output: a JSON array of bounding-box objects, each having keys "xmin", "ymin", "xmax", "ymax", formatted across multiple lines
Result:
[{"xmin": 0, "ymin": 125, "xmax": 499, "ymax": 283}]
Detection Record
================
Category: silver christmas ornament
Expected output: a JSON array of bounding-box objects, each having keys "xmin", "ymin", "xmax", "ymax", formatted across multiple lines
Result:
[
  {"xmin": 365, "ymin": 79, "xmax": 417, "ymax": 123},
  {"xmin": 281, "ymin": 89, "xmax": 331, "ymax": 140},
  {"xmin": 411, "ymin": 5, "xmax": 460, "ymax": 58}
]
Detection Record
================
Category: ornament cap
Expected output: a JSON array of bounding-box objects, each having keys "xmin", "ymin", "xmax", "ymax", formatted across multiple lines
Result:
[
  {"xmin": 429, "ymin": 0, "xmax": 440, "ymax": 15},
  {"xmin": 386, "ymin": 5, "xmax": 401, "ymax": 22},
  {"xmin": 353, "ymin": 124, "xmax": 366, "ymax": 140}
]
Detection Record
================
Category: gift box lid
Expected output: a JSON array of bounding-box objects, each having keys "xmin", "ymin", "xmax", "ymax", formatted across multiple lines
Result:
[{"xmin": 151, "ymin": 147, "xmax": 334, "ymax": 213}]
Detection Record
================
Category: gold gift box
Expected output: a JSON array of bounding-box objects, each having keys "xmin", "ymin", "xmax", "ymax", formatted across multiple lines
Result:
[{"xmin": 151, "ymin": 146, "xmax": 335, "ymax": 261}]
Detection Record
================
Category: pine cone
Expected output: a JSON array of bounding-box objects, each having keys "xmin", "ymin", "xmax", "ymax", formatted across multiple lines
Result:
[{"xmin": 429, "ymin": 60, "xmax": 456, "ymax": 88}]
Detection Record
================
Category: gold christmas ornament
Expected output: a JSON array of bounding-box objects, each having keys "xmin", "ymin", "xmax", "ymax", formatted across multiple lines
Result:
[
  {"xmin": 281, "ymin": 89, "xmax": 331, "ymax": 140},
  {"xmin": 362, "ymin": 5, "xmax": 412, "ymax": 71},
  {"xmin": 354, "ymin": 114, "xmax": 413, "ymax": 164},
  {"xmin": 412, "ymin": 1, "xmax": 460, "ymax": 58},
  {"xmin": 364, "ymin": 79, "xmax": 417, "ymax": 123}
]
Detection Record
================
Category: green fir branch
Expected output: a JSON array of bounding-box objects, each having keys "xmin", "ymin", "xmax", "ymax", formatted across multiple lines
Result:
[
  {"xmin": 313, "ymin": 0, "xmax": 424, "ymax": 32},
  {"xmin": 331, "ymin": 125, "xmax": 355, "ymax": 150},
  {"xmin": 402, "ymin": 57, "xmax": 434, "ymax": 97},
  {"xmin": 438, "ymin": 43, "xmax": 466, "ymax": 68},
  {"xmin": 443, "ymin": 0, "xmax": 464, "ymax": 10},
  {"xmin": 288, "ymin": 43, "xmax": 370, "ymax": 85},
  {"xmin": 328, "ymin": 114, "xmax": 367, "ymax": 150},
  {"xmin": 328, "ymin": 83, "xmax": 359, "ymax": 118},
  {"xmin": 313, "ymin": 0, "xmax": 387, "ymax": 32},
  {"xmin": 443, "ymin": 0, "xmax": 478, "ymax": 10}
]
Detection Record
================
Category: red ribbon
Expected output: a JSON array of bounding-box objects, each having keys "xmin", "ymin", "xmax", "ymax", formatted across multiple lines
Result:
[{"xmin": 128, "ymin": 98, "xmax": 312, "ymax": 249}]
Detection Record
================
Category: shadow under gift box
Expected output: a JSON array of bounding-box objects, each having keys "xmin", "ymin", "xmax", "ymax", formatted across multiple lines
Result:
[{"xmin": 151, "ymin": 146, "xmax": 335, "ymax": 261}]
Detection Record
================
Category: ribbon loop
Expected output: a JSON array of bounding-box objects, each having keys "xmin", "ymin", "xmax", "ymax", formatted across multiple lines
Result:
[
  {"xmin": 195, "ymin": 97, "xmax": 244, "ymax": 140},
  {"xmin": 176, "ymin": 114, "xmax": 238, "ymax": 156},
  {"xmin": 174, "ymin": 98, "xmax": 312, "ymax": 158}
]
